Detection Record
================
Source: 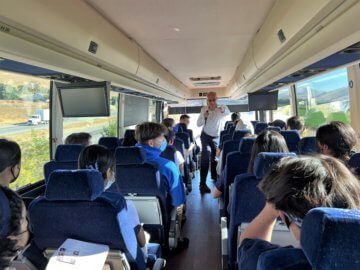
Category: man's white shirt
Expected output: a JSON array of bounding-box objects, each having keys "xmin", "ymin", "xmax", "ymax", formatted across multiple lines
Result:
[{"xmin": 197, "ymin": 105, "xmax": 230, "ymax": 137}]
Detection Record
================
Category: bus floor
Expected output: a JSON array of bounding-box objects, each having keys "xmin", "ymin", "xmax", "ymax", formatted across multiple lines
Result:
[{"xmin": 165, "ymin": 171, "xmax": 221, "ymax": 269}]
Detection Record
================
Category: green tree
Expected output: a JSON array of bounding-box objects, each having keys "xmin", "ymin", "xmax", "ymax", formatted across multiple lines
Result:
[{"xmin": 102, "ymin": 120, "xmax": 117, "ymax": 137}]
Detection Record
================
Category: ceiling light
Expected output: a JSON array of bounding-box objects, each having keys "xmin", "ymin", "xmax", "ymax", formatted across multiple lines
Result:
[{"xmin": 174, "ymin": 27, "xmax": 180, "ymax": 32}]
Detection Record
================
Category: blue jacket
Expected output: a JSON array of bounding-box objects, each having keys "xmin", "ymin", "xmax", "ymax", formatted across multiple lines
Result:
[{"xmin": 136, "ymin": 144, "xmax": 186, "ymax": 207}]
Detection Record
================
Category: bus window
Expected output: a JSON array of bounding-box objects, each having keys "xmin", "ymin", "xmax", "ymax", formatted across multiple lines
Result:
[
  {"xmin": 295, "ymin": 68, "xmax": 350, "ymax": 136},
  {"xmin": 63, "ymin": 92, "xmax": 118, "ymax": 143},
  {"xmin": 0, "ymin": 70, "xmax": 50, "ymax": 190},
  {"xmin": 273, "ymin": 87, "xmax": 291, "ymax": 122}
]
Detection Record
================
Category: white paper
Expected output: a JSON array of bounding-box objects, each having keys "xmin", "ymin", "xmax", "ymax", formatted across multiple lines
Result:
[{"xmin": 46, "ymin": 239, "xmax": 109, "ymax": 270}]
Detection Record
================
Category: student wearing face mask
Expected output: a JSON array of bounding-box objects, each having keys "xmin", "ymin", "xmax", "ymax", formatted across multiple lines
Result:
[
  {"xmin": 135, "ymin": 122, "xmax": 189, "ymax": 251},
  {"xmin": 78, "ymin": 145, "xmax": 149, "ymax": 258},
  {"xmin": 0, "ymin": 139, "xmax": 21, "ymax": 187}
]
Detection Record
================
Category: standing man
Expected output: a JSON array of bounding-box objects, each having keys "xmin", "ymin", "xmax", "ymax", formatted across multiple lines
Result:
[{"xmin": 197, "ymin": 92, "xmax": 230, "ymax": 193}]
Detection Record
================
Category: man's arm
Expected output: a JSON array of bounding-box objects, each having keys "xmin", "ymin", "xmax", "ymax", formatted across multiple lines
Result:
[
  {"xmin": 197, "ymin": 107, "xmax": 206, "ymax": 127},
  {"xmin": 222, "ymin": 105, "xmax": 231, "ymax": 116}
]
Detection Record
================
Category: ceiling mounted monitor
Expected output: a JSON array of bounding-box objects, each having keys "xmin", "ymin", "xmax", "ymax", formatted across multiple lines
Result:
[
  {"xmin": 248, "ymin": 91, "xmax": 278, "ymax": 111},
  {"xmin": 56, "ymin": 81, "xmax": 110, "ymax": 117}
]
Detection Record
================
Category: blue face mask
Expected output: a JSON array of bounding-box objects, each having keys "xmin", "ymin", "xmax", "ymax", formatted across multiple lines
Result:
[{"xmin": 159, "ymin": 139, "xmax": 167, "ymax": 152}]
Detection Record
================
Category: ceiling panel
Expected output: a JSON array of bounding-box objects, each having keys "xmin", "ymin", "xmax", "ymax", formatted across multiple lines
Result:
[{"xmin": 87, "ymin": 0, "xmax": 275, "ymax": 88}]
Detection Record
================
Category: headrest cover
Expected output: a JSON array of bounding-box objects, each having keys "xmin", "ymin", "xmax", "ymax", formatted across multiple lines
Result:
[
  {"xmin": 98, "ymin": 137, "xmax": 122, "ymax": 150},
  {"xmin": 0, "ymin": 189, "xmax": 11, "ymax": 238},
  {"xmin": 232, "ymin": 129, "xmax": 251, "ymax": 142},
  {"xmin": 280, "ymin": 130, "xmax": 301, "ymax": 142},
  {"xmin": 55, "ymin": 144, "xmax": 85, "ymax": 162},
  {"xmin": 45, "ymin": 169, "xmax": 104, "ymax": 201},
  {"xmin": 116, "ymin": 146, "xmax": 146, "ymax": 165},
  {"xmin": 301, "ymin": 208, "xmax": 360, "ymax": 268},
  {"xmin": 253, "ymin": 152, "xmax": 296, "ymax": 178},
  {"xmin": 238, "ymin": 137, "xmax": 256, "ymax": 154},
  {"xmin": 124, "ymin": 129, "xmax": 135, "ymax": 138}
]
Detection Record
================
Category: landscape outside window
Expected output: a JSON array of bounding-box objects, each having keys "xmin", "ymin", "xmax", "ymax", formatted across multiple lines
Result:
[
  {"xmin": 295, "ymin": 68, "xmax": 350, "ymax": 136},
  {"xmin": 0, "ymin": 70, "xmax": 50, "ymax": 190},
  {"xmin": 273, "ymin": 87, "xmax": 291, "ymax": 122}
]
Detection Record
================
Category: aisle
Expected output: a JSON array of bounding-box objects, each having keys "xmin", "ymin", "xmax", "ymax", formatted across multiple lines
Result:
[{"xmin": 165, "ymin": 171, "xmax": 221, "ymax": 269}]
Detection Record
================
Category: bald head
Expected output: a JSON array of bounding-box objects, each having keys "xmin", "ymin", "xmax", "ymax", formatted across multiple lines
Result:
[{"xmin": 207, "ymin": 92, "xmax": 217, "ymax": 110}]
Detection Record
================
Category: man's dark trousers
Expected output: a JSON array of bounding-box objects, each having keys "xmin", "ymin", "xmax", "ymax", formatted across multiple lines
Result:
[{"xmin": 200, "ymin": 131, "xmax": 218, "ymax": 185}]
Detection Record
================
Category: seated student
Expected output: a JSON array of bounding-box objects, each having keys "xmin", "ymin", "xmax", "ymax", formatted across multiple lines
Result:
[
  {"xmin": 212, "ymin": 130, "xmax": 288, "ymax": 199},
  {"xmin": 64, "ymin": 132, "xmax": 92, "ymax": 146},
  {"xmin": 0, "ymin": 186, "xmax": 32, "ymax": 270},
  {"xmin": 78, "ymin": 145, "xmax": 149, "ymax": 255},
  {"xmin": 316, "ymin": 121, "xmax": 357, "ymax": 162},
  {"xmin": 231, "ymin": 112, "xmax": 239, "ymax": 124},
  {"xmin": 235, "ymin": 113, "xmax": 254, "ymax": 134},
  {"xmin": 286, "ymin": 116, "xmax": 304, "ymax": 133},
  {"xmin": 122, "ymin": 130, "xmax": 137, "ymax": 147},
  {"xmin": 162, "ymin": 118, "xmax": 176, "ymax": 131},
  {"xmin": 176, "ymin": 114, "xmax": 191, "ymax": 133},
  {"xmin": 271, "ymin": 119, "xmax": 286, "ymax": 130},
  {"xmin": 135, "ymin": 122, "xmax": 189, "ymax": 250},
  {"xmin": 0, "ymin": 139, "xmax": 21, "ymax": 187},
  {"xmin": 238, "ymin": 155, "xmax": 360, "ymax": 270},
  {"xmin": 164, "ymin": 129, "xmax": 185, "ymax": 176}
]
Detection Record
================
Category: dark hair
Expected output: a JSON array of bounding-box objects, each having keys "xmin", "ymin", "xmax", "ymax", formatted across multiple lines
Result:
[
  {"xmin": 162, "ymin": 118, "xmax": 175, "ymax": 129},
  {"xmin": 180, "ymin": 115, "xmax": 190, "ymax": 121},
  {"xmin": 0, "ymin": 139, "xmax": 21, "ymax": 174},
  {"xmin": 135, "ymin": 122, "xmax": 168, "ymax": 145},
  {"xmin": 259, "ymin": 155, "xmax": 360, "ymax": 219},
  {"xmin": 287, "ymin": 116, "xmax": 304, "ymax": 131},
  {"xmin": 231, "ymin": 113, "xmax": 239, "ymax": 122},
  {"xmin": 165, "ymin": 129, "xmax": 175, "ymax": 143},
  {"xmin": 248, "ymin": 130, "xmax": 289, "ymax": 173},
  {"xmin": 316, "ymin": 121, "xmax": 357, "ymax": 161},
  {"xmin": 272, "ymin": 119, "xmax": 286, "ymax": 130},
  {"xmin": 0, "ymin": 186, "xmax": 24, "ymax": 268},
  {"xmin": 65, "ymin": 132, "xmax": 92, "ymax": 146},
  {"xmin": 78, "ymin": 145, "xmax": 115, "ymax": 180},
  {"xmin": 122, "ymin": 130, "xmax": 137, "ymax": 147}
]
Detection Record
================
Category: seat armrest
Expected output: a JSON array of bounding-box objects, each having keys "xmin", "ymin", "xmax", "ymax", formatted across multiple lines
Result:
[
  {"xmin": 168, "ymin": 208, "xmax": 181, "ymax": 249},
  {"xmin": 221, "ymin": 217, "xmax": 228, "ymax": 270}
]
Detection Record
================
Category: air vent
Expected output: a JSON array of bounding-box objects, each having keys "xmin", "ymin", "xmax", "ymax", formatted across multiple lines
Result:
[
  {"xmin": 193, "ymin": 81, "xmax": 220, "ymax": 87},
  {"xmin": 341, "ymin": 42, "xmax": 360, "ymax": 54},
  {"xmin": 277, "ymin": 29, "xmax": 286, "ymax": 43},
  {"xmin": 190, "ymin": 76, "xmax": 221, "ymax": 81}
]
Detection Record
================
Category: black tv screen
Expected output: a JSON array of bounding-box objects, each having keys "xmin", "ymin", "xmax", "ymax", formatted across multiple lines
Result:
[
  {"xmin": 248, "ymin": 91, "xmax": 278, "ymax": 111},
  {"xmin": 56, "ymin": 81, "xmax": 110, "ymax": 117}
]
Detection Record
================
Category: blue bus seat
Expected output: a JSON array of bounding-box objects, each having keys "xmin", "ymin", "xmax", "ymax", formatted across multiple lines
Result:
[
  {"xmin": 43, "ymin": 144, "xmax": 85, "ymax": 183},
  {"xmin": 348, "ymin": 152, "xmax": 360, "ymax": 176},
  {"xmin": 160, "ymin": 145, "xmax": 176, "ymax": 163},
  {"xmin": 301, "ymin": 208, "xmax": 360, "ymax": 269},
  {"xmin": 254, "ymin": 122, "xmax": 268, "ymax": 135},
  {"xmin": 257, "ymin": 248, "xmax": 310, "ymax": 270},
  {"xmin": 28, "ymin": 170, "xmax": 146, "ymax": 270},
  {"xmin": 115, "ymin": 147, "xmax": 180, "ymax": 248},
  {"xmin": 280, "ymin": 130, "xmax": 301, "ymax": 153},
  {"xmin": 227, "ymin": 152, "xmax": 296, "ymax": 270},
  {"xmin": 298, "ymin": 136, "xmax": 317, "ymax": 155},
  {"xmin": 99, "ymin": 137, "xmax": 123, "ymax": 153}
]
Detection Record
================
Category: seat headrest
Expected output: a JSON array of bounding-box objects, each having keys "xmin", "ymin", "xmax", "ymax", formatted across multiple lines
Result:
[
  {"xmin": 45, "ymin": 169, "xmax": 104, "ymax": 201},
  {"xmin": 301, "ymin": 208, "xmax": 360, "ymax": 268},
  {"xmin": 266, "ymin": 126, "xmax": 281, "ymax": 132},
  {"xmin": 232, "ymin": 129, "xmax": 251, "ymax": 142},
  {"xmin": 98, "ymin": 137, "xmax": 122, "ymax": 150},
  {"xmin": 55, "ymin": 144, "xmax": 84, "ymax": 161},
  {"xmin": 280, "ymin": 130, "xmax": 301, "ymax": 142},
  {"xmin": 116, "ymin": 146, "xmax": 146, "ymax": 165},
  {"xmin": 348, "ymin": 153, "xmax": 360, "ymax": 173},
  {"xmin": 253, "ymin": 152, "xmax": 296, "ymax": 179},
  {"xmin": 238, "ymin": 137, "xmax": 256, "ymax": 154},
  {"xmin": 124, "ymin": 129, "xmax": 135, "ymax": 138},
  {"xmin": 299, "ymin": 136, "xmax": 317, "ymax": 154}
]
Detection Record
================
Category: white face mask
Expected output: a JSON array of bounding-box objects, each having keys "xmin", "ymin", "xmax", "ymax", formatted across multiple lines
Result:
[{"xmin": 105, "ymin": 171, "xmax": 115, "ymax": 190}]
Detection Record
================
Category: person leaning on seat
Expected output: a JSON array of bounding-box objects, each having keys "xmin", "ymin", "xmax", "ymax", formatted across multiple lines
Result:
[{"xmin": 197, "ymin": 92, "xmax": 230, "ymax": 193}]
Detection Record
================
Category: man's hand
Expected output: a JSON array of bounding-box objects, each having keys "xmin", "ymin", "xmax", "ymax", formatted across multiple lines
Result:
[
  {"xmin": 204, "ymin": 110, "xmax": 209, "ymax": 119},
  {"xmin": 219, "ymin": 106, "xmax": 225, "ymax": 113}
]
